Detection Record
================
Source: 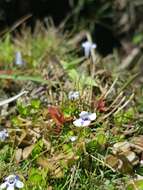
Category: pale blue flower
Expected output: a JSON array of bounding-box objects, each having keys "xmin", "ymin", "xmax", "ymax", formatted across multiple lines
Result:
[
  {"xmin": 0, "ymin": 175, "xmax": 24, "ymax": 190},
  {"xmin": 82, "ymin": 41, "xmax": 96, "ymax": 58},
  {"xmin": 68, "ymin": 91, "xmax": 80, "ymax": 100},
  {"xmin": 15, "ymin": 51, "xmax": 23, "ymax": 66},
  {"xmin": 0, "ymin": 129, "xmax": 8, "ymax": 141},
  {"xmin": 73, "ymin": 111, "xmax": 96, "ymax": 127}
]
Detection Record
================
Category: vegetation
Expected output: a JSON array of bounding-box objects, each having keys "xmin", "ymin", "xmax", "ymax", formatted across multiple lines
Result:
[{"xmin": 0, "ymin": 3, "xmax": 143, "ymax": 189}]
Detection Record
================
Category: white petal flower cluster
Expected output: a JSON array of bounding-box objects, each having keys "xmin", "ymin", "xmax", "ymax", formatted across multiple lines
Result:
[
  {"xmin": 73, "ymin": 111, "xmax": 96, "ymax": 127},
  {"xmin": 0, "ymin": 175, "xmax": 24, "ymax": 190}
]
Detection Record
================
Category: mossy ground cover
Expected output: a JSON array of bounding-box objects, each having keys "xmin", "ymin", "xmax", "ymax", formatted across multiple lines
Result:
[{"xmin": 0, "ymin": 23, "xmax": 143, "ymax": 190}]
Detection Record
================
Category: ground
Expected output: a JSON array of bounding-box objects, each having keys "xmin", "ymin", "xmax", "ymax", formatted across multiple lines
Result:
[{"xmin": 0, "ymin": 23, "xmax": 143, "ymax": 190}]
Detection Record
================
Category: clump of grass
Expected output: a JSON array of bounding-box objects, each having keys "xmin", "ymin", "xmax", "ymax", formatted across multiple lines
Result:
[{"xmin": 0, "ymin": 35, "xmax": 14, "ymax": 67}]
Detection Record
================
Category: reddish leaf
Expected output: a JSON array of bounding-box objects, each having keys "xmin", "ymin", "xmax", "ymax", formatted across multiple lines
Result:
[
  {"xmin": 48, "ymin": 106, "xmax": 73, "ymax": 134},
  {"xmin": 96, "ymin": 98, "xmax": 106, "ymax": 112},
  {"xmin": 48, "ymin": 106, "xmax": 65, "ymax": 126}
]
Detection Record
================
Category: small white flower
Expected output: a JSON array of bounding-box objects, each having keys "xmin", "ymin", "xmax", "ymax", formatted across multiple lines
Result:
[
  {"xmin": 73, "ymin": 111, "xmax": 96, "ymax": 127},
  {"xmin": 15, "ymin": 51, "xmax": 23, "ymax": 66},
  {"xmin": 73, "ymin": 118, "xmax": 91, "ymax": 127},
  {"xmin": 79, "ymin": 111, "xmax": 96, "ymax": 121},
  {"xmin": 69, "ymin": 136, "xmax": 77, "ymax": 142},
  {"xmin": 0, "ymin": 175, "xmax": 24, "ymax": 190},
  {"xmin": 0, "ymin": 129, "xmax": 8, "ymax": 141},
  {"xmin": 68, "ymin": 91, "xmax": 80, "ymax": 100},
  {"xmin": 82, "ymin": 41, "xmax": 96, "ymax": 58}
]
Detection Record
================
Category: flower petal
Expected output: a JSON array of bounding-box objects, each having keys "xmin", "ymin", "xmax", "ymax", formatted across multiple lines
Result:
[
  {"xmin": 79, "ymin": 111, "xmax": 88, "ymax": 118},
  {"xmin": 73, "ymin": 118, "xmax": 84, "ymax": 127},
  {"xmin": 0, "ymin": 182, "xmax": 7, "ymax": 189},
  {"xmin": 82, "ymin": 120, "xmax": 91, "ymax": 127},
  {"xmin": 74, "ymin": 91, "xmax": 80, "ymax": 99},
  {"xmin": 68, "ymin": 91, "xmax": 79, "ymax": 100},
  {"xmin": 7, "ymin": 184, "xmax": 15, "ymax": 190},
  {"xmin": 82, "ymin": 41, "xmax": 96, "ymax": 58},
  {"xmin": 88, "ymin": 113, "xmax": 96, "ymax": 121},
  {"xmin": 15, "ymin": 51, "xmax": 23, "ymax": 66},
  {"xmin": 5, "ymin": 175, "xmax": 16, "ymax": 182},
  {"xmin": 82, "ymin": 41, "xmax": 91, "ymax": 48},
  {"xmin": 85, "ymin": 47, "xmax": 90, "ymax": 57},
  {"xmin": 92, "ymin": 44, "xmax": 97, "ymax": 49},
  {"xmin": 15, "ymin": 180, "xmax": 24, "ymax": 188},
  {"xmin": 0, "ymin": 129, "xmax": 9, "ymax": 141},
  {"xmin": 82, "ymin": 42, "xmax": 91, "ymax": 57}
]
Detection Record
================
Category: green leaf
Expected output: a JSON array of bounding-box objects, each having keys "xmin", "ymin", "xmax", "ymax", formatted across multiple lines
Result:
[
  {"xmin": 0, "ymin": 74, "xmax": 53, "ymax": 85},
  {"xmin": 61, "ymin": 57, "xmax": 85, "ymax": 70},
  {"xmin": 127, "ymin": 180, "xmax": 143, "ymax": 190},
  {"xmin": 31, "ymin": 140, "xmax": 44, "ymax": 158},
  {"xmin": 68, "ymin": 69, "xmax": 98, "ymax": 87},
  {"xmin": 96, "ymin": 133, "xmax": 106, "ymax": 145},
  {"xmin": 31, "ymin": 99, "xmax": 41, "ymax": 109},
  {"xmin": 28, "ymin": 168, "xmax": 47, "ymax": 186},
  {"xmin": 17, "ymin": 104, "xmax": 30, "ymax": 117},
  {"xmin": 133, "ymin": 33, "xmax": 143, "ymax": 45},
  {"xmin": 0, "ymin": 35, "xmax": 14, "ymax": 64},
  {"xmin": 85, "ymin": 76, "xmax": 98, "ymax": 86},
  {"xmin": 114, "ymin": 108, "xmax": 135, "ymax": 125}
]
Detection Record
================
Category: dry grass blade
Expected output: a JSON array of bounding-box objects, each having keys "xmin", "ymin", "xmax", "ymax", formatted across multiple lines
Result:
[
  {"xmin": 104, "ymin": 77, "xmax": 118, "ymax": 99},
  {"xmin": 101, "ymin": 95, "xmax": 126, "ymax": 120},
  {"xmin": 114, "ymin": 93, "xmax": 135, "ymax": 115},
  {"xmin": 90, "ymin": 154, "xmax": 116, "ymax": 172},
  {"xmin": 0, "ymin": 91, "xmax": 28, "ymax": 106}
]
